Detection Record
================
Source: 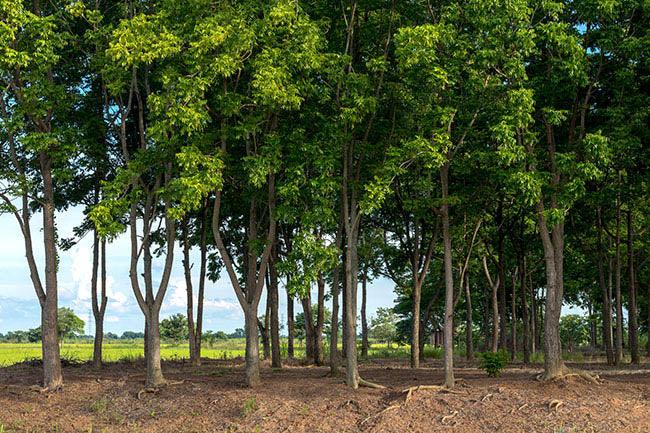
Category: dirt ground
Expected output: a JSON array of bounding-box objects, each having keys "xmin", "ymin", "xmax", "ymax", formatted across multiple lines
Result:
[{"xmin": 1, "ymin": 358, "xmax": 649, "ymax": 433}]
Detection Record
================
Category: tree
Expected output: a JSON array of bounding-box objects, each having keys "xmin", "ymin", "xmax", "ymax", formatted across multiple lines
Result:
[
  {"xmin": 57, "ymin": 308, "xmax": 85, "ymax": 342},
  {"xmin": 369, "ymin": 308, "xmax": 399, "ymax": 348},
  {"xmin": 559, "ymin": 314, "xmax": 589, "ymax": 353},
  {"xmin": 160, "ymin": 314, "xmax": 189, "ymax": 343}
]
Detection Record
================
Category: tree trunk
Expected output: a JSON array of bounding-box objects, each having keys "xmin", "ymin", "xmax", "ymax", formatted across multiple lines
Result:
[
  {"xmin": 182, "ymin": 219, "xmax": 199, "ymax": 366},
  {"xmin": 329, "ymin": 253, "xmax": 342, "ymax": 373},
  {"xmin": 145, "ymin": 310, "xmax": 165, "ymax": 387},
  {"xmin": 315, "ymin": 272, "xmax": 326, "ymax": 366},
  {"xmin": 497, "ymin": 204, "xmax": 507, "ymax": 350},
  {"xmin": 520, "ymin": 255, "xmax": 530, "ymax": 364},
  {"xmin": 341, "ymin": 267, "xmax": 348, "ymax": 360},
  {"xmin": 531, "ymin": 273, "xmax": 537, "ymax": 354},
  {"xmin": 40, "ymin": 153, "xmax": 63, "ymax": 390},
  {"xmin": 92, "ymin": 235, "xmax": 108, "ymax": 369},
  {"xmin": 614, "ymin": 192, "xmax": 623, "ymax": 365},
  {"xmin": 361, "ymin": 270, "xmax": 369, "ymax": 358},
  {"xmin": 244, "ymin": 306, "xmax": 261, "ymax": 387},
  {"xmin": 269, "ymin": 243, "xmax": 281, "ymax": 368},
  {"xmin": 465, "ymin": 276, "xmax": 474, "ymax": 361},
  {"xmin": 440, "ymin": 164, "xmax": 455, "ymax": 388},
  {"xmin": 627, "ymin": 210, "xmax": 639, "ymax": 364},
  {"xmin": 491, "ymin": 281, "xmax": 499, "ymax": 353},
  {"xmin": 287, "ymin": 289, "xmax": 295, "ymax": 359},
  {"xmin": 511, "ymin": 271, "xmax": 517, "ymax": 361},
  {"xmin": 195, "ymin": 207, "xmax": 208, "ymax": 366},
  {"xmin": 301, "ymin": 295, "xmax": 315, "ymax": 363},
  {"xmin": 411, "ymin": 274, "xmax": 422, "ymax": 367},
  {"xmin": 262, "ymin": 297, "xmax": 271, "ymax": 360}
]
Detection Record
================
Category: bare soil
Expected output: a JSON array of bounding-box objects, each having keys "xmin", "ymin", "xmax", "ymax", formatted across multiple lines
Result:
[{"xmin": 1, "ymin": 358, "xmax": 649, "ymax": 432}]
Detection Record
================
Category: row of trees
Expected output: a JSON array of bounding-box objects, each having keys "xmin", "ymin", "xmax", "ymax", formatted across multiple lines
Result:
[{"xmin": 1, "ymin": 0, "xmax": 648, "ymax": 391}]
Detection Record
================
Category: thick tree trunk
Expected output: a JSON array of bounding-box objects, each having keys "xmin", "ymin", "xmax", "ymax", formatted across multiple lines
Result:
[
  {"xmin": 440, "ymin": 164, "xmax": 455, "ymax": 388},
  {"xmin": 269, "ymin": 243, "xmax": 282, "ymax": 368},
  {"xmin": 627, "ymin": 210, "xmax": 639, "ymax": 364},
  {"xmin": 465, "ymin": 277, "xmax": 474, "ymax": 361},
  {"xmin": 40, "ymin": 154, "xmax": 63, "ymax": 390},
  {"xmin": 145, "ymin": 311, "xmax": 165, "ymax": 387},
  {"xmin": 244, "ymin": 306, "xmax": 261, "ymax": 387},
  {"xmin": 361, "ymin": 270, "xmax": 369, "ymax": 358},
  {"xmin": 344, "ymin": 234, "xmax": 359, "ymax": 388}
]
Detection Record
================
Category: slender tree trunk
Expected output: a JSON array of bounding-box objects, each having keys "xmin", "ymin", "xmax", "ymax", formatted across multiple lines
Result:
[
  {"xmin": 614, "ymin": 192, "xmax": 624, "ymax": 364},
  {"xmin": 411, "ymin": 277, "xmax": 421, "ymax": 368},
  {"xmin": 287, "ymin": 289, "xmax": 294, "ymax": 359},
  {"xmin": 521, "ymin": 255, "xmax": 530, "ymax": 364},
  {"xmin": 491, "ymin": 282, "xmax": 499, "ymax": 353},
  {"xmin": 269, "ymin": 243, "xmax": 281, "ymax": 368},
  {"xmin": 301, "ymin": 294, "xmax": 315, "ymax": 363},
  {"xmin": 497, "ymin": 204, "xmax": 507, "ymax": 350},
  {"xmin": 263, "ymin": 297, "xmax": 271, "ymax": 360},
  {"xmin": 465, "ymin": 276, "xmax": 474, "ymax": 361},
  {"xmin": 40, "ymin": 154, "xmax": 63, "ymax": 390},
  {"xmin": 440, "ymin": 164, "xmax": 455, "ymax": 388},
  {"xmin": 315, "ymin": 272, "xmax": 326, "ymax": 366},
  {"xmin": 182, "ymin": 219, "xmax": 199, "ymax": 366},
  {"xmin": 195, "ymin": 206, "xmax": 208, "ymax": 366},
  {"xmin": 92, "ymin": 234, "xmax": 107, "ymax": 369},
  {"xmin": 627, "ymin": 210, "xmax": 639, "ymax": 364},
  {"xmin": 329, "ymin": 221, "xmax": 343, "ymax": 374},
  {"xmin": 361, "ymin": 270, "xmax": 369, "ymax": 358},
  {"xmin": 511, "ymin": 271, "xmax": 517, "ymax": 361},
  {"xmin": 531, "ymin": 274, "xmax": 537, "ymax": 354}
]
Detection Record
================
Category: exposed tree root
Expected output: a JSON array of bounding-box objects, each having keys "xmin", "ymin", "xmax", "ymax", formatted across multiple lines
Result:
[
  {"xmin": 481, "ymin": 393, "xmax": 493, "ymax": 402},
  {"xmin": 137, "ymin": 387, "xmax": 159, "ymax": 400},
  {"xmin": 358, "ymin": 377, "xmax": 386, "ymax": 389},
  {"xmin": 548, "ymin": 399, "xmax": 563, "ymax": 411},
  {"xmin": 360, "ymin": 404, "xmax": 400, "ymax": 426},
  {"xmin": 441, "ymin": 410, "xmax": 458, "ymax": 424},
  {"xmin": 29, "ymin": 384, "xmax": 62, "ymax": 393},
  {"xmin": 536, "ymin": 365, "xmax": 603, "ymax": 385},
  {"xmin": 402, "ymin": 384, "xmax": 462, "ymax": 403}
]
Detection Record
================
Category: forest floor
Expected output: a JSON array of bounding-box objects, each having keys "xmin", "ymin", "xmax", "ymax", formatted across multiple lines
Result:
[{"xmin": 0, "ymin": 357, "xmax": 649, "ymax": 433}]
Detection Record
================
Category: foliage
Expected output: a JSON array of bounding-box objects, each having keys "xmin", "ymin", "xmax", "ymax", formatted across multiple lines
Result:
[
  {"xmin": 479, "ymin": 351, "xmax": 509, "ymax": 377},
  {"xmin": 160, "ymin": 314, "xmax": 189, "ymax": 343}
]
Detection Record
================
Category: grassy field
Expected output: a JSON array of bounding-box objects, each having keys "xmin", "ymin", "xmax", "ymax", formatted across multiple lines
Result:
[{"xmin": 0, "ymin": 340, "xmax": 440, "ymax": 366}]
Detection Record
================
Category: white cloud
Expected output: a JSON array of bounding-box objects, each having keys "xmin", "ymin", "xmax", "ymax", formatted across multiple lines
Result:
[{"xmin": 106, "ymin": 315, "xmax": 120, "ymax": 323}]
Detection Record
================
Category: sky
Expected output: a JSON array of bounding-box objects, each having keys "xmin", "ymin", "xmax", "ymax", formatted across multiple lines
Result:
[{"xmin": 0, "ymin": 206, "xmax": 397, "ymax": 335}]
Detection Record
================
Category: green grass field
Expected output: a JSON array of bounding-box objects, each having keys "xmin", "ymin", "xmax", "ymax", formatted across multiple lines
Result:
[{"xmin": 0, "ymin": 340, "xmax": 442, "ymax": 366}]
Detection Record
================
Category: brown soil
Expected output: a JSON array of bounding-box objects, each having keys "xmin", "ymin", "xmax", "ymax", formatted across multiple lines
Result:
[{"xmin": 1, "ymin": 358, "xmax": 649, "ymax": 432}]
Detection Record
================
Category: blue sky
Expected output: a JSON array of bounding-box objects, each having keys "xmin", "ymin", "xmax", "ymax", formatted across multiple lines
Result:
[{"xmin": 0, "ymin": 206, "xmax": 397, "ymax": 334}]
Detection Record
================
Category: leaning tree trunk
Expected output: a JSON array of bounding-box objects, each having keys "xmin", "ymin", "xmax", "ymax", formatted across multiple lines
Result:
[
  {"xmin": 440, "ymin": 164, "xmax": 455, "ymax": 388},
  {"xmin": 40, "ymin": 153, "xmax": 63, "ymax": 390}
]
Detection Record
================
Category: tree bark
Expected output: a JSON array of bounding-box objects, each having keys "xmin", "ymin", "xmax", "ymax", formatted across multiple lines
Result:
[
  {"xmin": 329, "ymin": 218, "xmax": 343, "ymax": 374},
  {"xmin": 520, "ymin": 255, "xmax": 530, "ymax": 364},
  {"xmin": 315, "ymin": 272, "xmax": 326, "ymax": 365},
  {"xmin": 91, "ymin": 233, "xmax": 108, "ymax": 369},
  {"xmin": 263, "ymin": 296, "xmax": 271, "ymax": 360},
  {"xmin": 287, "ymin": 289, "xmax": 295, "ymax": 359},
  {"xmin": 182, "ymin": 218, "xmax": 199, "ymax": 366},
  {"xmin": 496, "ymin": 203, "xmax": 507, "ymax": 351},
  {"xmin": 511, "ymin": 271, "xmax": 517, "ymax": 361},
  {"xmin": 269, "ymin": 242, "xmax": 282, "ymax": 368},
  {"xmin": 244, "ymin": 305, "xmax": 261, "ymax": 387},
  {"xmin": 145, "ymin": 311, "xmax": 164, "ymax": 387},
  {"xmin": 465, "ymin": 276, "xmax": 474, "ymax": 361},
  {"xmin": 361, "ymin": 269, "xmax": 369, "ymax": 358},
  {"xmin": 440, "ymin": 164, "xmax": 455, "ymax": 388},
  {"xmin": 614, "ymin": 190, "xmax": 623, "ymax": 365},
  {"xmin": 301, "ymin": 294, "xmax": 315, "ymax": 363},
  {"xmin": 627, "ymin": 210, "xmax": 639, "ymax": 364},
  {"xmin": 40, "ymin": 153, "xmax": 63, "ymax": 390}
]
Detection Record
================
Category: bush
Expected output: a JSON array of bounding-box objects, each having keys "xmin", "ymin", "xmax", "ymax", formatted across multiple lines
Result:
[{"xmin": 479, "ymin": 351, "xmax": 508, "ymax": 377}]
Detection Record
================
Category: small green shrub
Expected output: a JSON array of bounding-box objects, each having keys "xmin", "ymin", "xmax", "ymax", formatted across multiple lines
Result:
[
  {"xmin": 242, "ymin": 397, "xmax": 258, "ymax": 417},
  {"xmin": 479, "ymin": 351, "xmax": 508, "ymax": 377}
]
